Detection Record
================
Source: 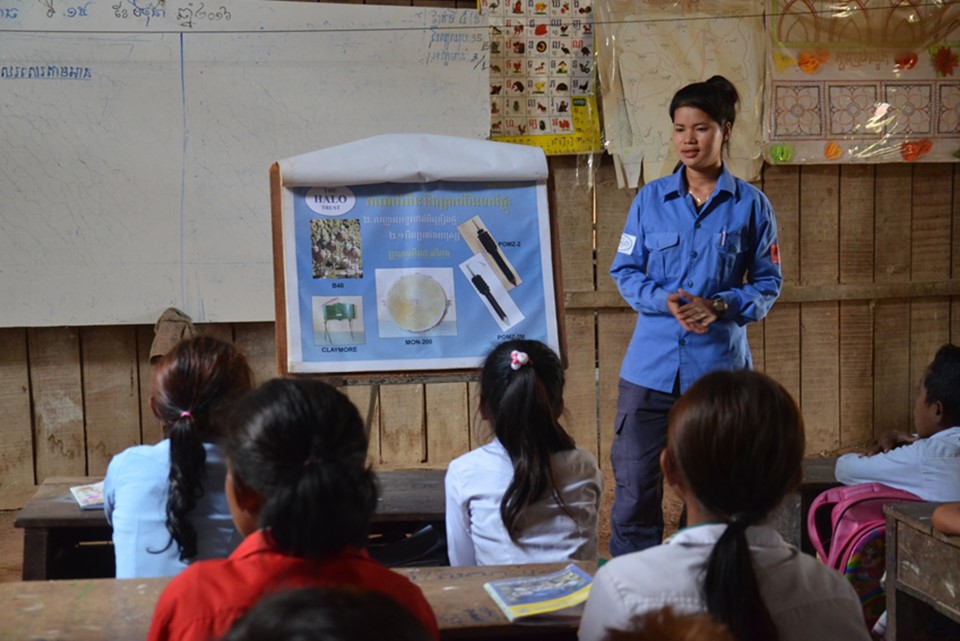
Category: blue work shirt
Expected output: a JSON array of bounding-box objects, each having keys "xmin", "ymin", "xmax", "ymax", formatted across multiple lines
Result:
[{"xmin": 611, "ymin": 164, "xmax": 782, "ymax": 394}]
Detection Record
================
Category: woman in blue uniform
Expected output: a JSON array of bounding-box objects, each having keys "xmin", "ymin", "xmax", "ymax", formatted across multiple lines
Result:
[{"xmin": 609, "ymin": 75, "xmax": 783, "ymax": 556}]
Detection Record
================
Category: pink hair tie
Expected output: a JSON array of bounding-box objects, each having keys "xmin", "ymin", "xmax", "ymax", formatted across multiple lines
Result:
[
  {"xmin": 510, "ymin": 350, "xmax": 530, "ymax": 370},
  {"xmin": 179, "ymin": 410, "xmax": 192, "ymax": 419}
]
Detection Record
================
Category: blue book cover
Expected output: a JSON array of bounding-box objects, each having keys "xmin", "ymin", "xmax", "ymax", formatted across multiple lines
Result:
[{"xmin": 483, "ymin": 564, "xmax": 593, "ymax": 622}]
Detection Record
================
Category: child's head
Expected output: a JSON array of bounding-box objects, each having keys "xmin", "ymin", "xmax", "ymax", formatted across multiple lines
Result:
[
  {"xmin": 223, "ymin": 378, "xmax": 377, "ymax": 559},
  {"xmin": 916, "ymin": 343, "xmax": 960, "ymax": 436},
  {"xmin": 220, "ymin": 586, "xmax": 432, "ymax": 641},
  {"xmin": 664, "ymin": 369, "xmax": 803, "ymax": 522},
  {"xmin": 151, "ymin": 335, "xmax": 254, "ymax": 438},
  {"xmin": 479, "ymin": 339, "xmax": 575, "ymax": 541},
  {"xmin": 602, "ymin": 606, "xmax": 735, "ymax": 641},
  {"xmin": 479, "ymin": 338, "xmax": 565, "ymax": 431},
  {"xmin": 151, "ymin": 335, "xmax": 254, "ymax": 561},
  {"xmin": 663, "ymin": 369, "xmax": 804, "ymax": 641}
]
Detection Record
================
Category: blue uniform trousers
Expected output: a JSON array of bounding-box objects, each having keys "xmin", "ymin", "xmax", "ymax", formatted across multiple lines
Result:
[{"xmin": 609, "ymin": 377, "xmax": 679, "ymax": 556}]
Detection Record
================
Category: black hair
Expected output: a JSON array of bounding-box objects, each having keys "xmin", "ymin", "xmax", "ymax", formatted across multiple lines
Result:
[
  {"xmin": 220, "ymin": 586, "xmax": 432, "ymax": 641},
  {"xmin": 152, "ymin": 335, "xmax": 254, "ymax": 561},
  {"xmin": 479, "ymin": 339, "xmax": 575, "ymax": 542},
  {"xmin": 225, "ymin": 378, "xmax": 377, "ymax": 559},
  {"xmin": 665, "ymin": 370, "xmax": 805, "ymax": 641},
  {"xmin": 923, "ymin": 343, "xmax": 960, "ymax": 423},
  {"xmin": 669, "ymin": 75, "xmax": 739, "ymax": 130}
]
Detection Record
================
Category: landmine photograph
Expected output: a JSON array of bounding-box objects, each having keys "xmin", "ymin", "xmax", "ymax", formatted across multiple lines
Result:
[{"xmin": 311, "ymin": 218, "xmax": 363, "ymax": 279}]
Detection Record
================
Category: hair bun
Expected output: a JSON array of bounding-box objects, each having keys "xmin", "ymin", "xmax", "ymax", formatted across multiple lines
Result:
[{"xmin": 706, "ymin": 75, "xmax": 738, "ymax": 105}]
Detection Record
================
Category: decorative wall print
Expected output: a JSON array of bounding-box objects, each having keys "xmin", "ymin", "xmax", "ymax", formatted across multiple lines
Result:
[{"xmin": 767, "ymin": 0, "xmax": 960, "ymax": 163}]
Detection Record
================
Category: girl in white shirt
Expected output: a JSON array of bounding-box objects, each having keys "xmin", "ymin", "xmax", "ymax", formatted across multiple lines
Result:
[
  {"xmin": 579, "ymin": 370, "xmax": 871, "ymax": 641},
  {"xmin": 444, "ymin": 340, "xmax": 602, "ymax": 566}
]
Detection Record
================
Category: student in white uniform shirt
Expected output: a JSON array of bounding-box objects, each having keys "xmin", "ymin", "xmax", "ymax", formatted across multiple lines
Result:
[
  {"xmin": 444, "ymin": 340, "xmax": 602, "ymax": 566},
  {"xmin": 579, "ymin": 370, "xmax": 871, "ymax": 641},
  {"xmin": 835, "ymin": 343, "xmax": 960, "ymax": 502}
]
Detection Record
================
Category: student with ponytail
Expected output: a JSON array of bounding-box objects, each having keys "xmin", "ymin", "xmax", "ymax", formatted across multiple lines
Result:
[
  {"xmin": 104, "ymin": 335, "xmax": 253, "ymax": 578},
  {"xmin": 444, "ymin": 339, "xmax": 601, "ymax": 565},
  {"xmin": 147, "ymin": 378, "xmax": 438, "ymax": 641},
  {"xmin": 579, "ymin": 371, "xmax": 871, "ymax": 641}
]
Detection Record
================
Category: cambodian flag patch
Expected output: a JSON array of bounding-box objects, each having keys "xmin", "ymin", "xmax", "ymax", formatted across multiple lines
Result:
[{"xmin": 771, "ymin": 243, "xmax": 781, "ymax": 265}]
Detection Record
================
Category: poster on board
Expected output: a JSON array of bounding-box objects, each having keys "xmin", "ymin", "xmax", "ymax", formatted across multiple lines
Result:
[{"xmin": 272, "ymin": 134, "xmax": 560, "ymax": 374}]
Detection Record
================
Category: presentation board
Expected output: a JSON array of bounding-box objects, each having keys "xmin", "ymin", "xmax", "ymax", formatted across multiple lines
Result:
[
  {"xmin": 271, "ymin": 134, "xmax": 562, "ymax": 375},
  {"xmin": 0, "ymin": 0, "xmax": 489, "ymax": 326}
]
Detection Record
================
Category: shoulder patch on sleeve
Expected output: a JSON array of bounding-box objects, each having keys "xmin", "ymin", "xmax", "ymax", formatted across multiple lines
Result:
[
  {"xmin": 771, "ymin": 243, "xmax": 781, "ymax": 265},
  {"xmin": 618, "ymin": 233, "xmax": 637, "ymax": 254}
]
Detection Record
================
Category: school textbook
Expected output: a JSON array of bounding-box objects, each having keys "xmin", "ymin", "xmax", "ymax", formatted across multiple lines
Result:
[
  {"xmin": 69, "ymin": 480, "xmax": 105, "ymax": 510},
  {"xmin": 483, "ymin": 563, "xmax": 593, "ymax": 623}
]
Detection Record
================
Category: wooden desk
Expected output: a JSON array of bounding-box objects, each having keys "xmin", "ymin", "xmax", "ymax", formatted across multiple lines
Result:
[
  {"xmin": 0, "ymin": 562, "xmax": 582, "ymax": 641},
  {"xmin": 769, "ymin": 456, "xmax": 839, "ymax": 554},
  {"xmin": 15, "ymin": 468, "xmax": 446, "ymax": 581},
  {"xmin": 885, "ymin": 502, "xmax": 960, "ymax": 641}
]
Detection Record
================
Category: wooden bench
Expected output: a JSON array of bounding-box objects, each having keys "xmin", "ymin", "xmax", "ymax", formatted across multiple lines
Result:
[
  {"xmin": 884, "ymin": 502, "xmax": 960, "ymax": 641},
  {"xmin": 0, "ymin": 562, "xmax": 582, "ymax": 640},
  {"xmin": 14, "ymin": 468, "xmax": 446, "ymax": 580}
]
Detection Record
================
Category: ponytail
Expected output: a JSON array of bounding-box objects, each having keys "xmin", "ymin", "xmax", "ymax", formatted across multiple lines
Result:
[
  {"xmin": 260, "ymin": 452, "xmax": 377, "ymax": 558},
  {"xmin": 480, "ymin": 340, "xmax": 574, "ymax": 542},
  {"xmin": 702, "ymin": 516, "xmax": 778, "ymax": 641},
  {"xmin": 165, "ymin": 413, "xmax": 206, "ymax": 560}
]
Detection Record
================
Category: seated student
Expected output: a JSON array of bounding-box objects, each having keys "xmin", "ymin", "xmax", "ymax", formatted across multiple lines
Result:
[
  {"xmin": 933, "ymin": 502, "xmax": 960, "ymax": 536},
  {"xmin": 835, "ymin": 343, "xmax": 960, "ymax": 502},
  {"xmin": 220, "ymin": 586, "xmax": 433, "ymax": 641},
  {"xmin": 147, "ymin": 378, "xmax": 439, "ymax": 641},
  {"xmin": 579, "ymin": 370, "xmax": 871, "ymax": 641},
  {"xmin": 104, "ymin": 335, "xmax": 253, "ymax": 578},
  {"xmin": 444, "ymin": 339, "xmax": 602, "ymax": 565}
]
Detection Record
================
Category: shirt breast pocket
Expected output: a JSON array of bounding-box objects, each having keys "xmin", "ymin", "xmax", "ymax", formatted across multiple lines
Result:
[
  {"xmin": 643, "ymin": 232, "xmax": 681, "ymax": 281},
  {"xmin": 719, "ymin": 229, "xmax": 748, "ymax": 281}
]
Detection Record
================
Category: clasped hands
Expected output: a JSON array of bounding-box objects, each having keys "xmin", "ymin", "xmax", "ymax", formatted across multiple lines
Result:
[{"xmin": 666, "ymin": 288, "xmax": 716, "ymax": 334}]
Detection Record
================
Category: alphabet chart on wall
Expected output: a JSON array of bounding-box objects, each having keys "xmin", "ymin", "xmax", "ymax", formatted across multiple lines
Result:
[{"xmin": 482, "ymin": 0, "xmax": 602, "ymax": 155}]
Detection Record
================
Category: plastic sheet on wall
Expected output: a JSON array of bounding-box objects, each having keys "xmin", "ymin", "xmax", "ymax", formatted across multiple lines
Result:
[
  {"xmin": 767, "ymin": 0, "xmax": 960, "ymax": 164},
  {"xmin": 594, "ymin": 0, "xmax": 766, "ymax": 189}
]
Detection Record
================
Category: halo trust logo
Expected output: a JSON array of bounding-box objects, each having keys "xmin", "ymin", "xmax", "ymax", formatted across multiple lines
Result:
[{"xmin": 305, "ymin": 187, "xmax": 356, "ymax": 216}]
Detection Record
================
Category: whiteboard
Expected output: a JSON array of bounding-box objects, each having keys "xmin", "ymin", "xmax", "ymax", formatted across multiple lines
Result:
[{"xmin": 0, "ymin": 0, "xmax": 490, "ymax": 326}]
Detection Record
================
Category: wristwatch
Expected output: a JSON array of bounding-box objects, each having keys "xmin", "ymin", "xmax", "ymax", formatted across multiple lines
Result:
[{"xmin": 711, "ymin": 296, "xmax": 728, "ymax": 318}]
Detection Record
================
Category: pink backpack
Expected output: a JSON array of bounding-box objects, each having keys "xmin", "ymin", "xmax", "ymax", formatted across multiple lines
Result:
[{"xmin": 807, "ymin": 482, "xmax": 922, "ymax": 629}]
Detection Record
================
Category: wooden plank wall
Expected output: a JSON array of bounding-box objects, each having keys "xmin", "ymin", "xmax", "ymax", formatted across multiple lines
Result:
[{"xmin": 3, "ymin": 158, "xmax": 959, "ymax": 510}]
